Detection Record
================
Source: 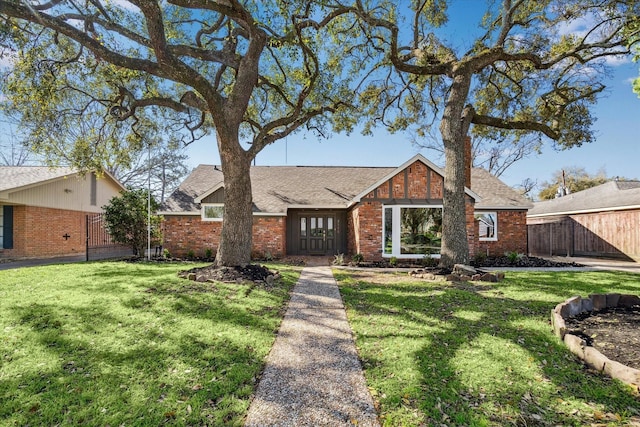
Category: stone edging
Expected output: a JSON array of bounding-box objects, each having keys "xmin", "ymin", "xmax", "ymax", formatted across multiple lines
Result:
[{"xmin": 551, "ymin": 294, "xmax": 640, "ymax": 388}]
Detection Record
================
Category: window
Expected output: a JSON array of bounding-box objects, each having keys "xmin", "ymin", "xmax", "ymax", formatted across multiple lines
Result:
[
  {"xmin": 475, "ymin": 212, "xmax": 497, "ymax": 241},
  {"xmin": 383, "ymin": 205, "xmax": 442, "ymax": 258},
  {"xmin": 202, "ymin": 204, "xmax": 224, "ymax": 221}
]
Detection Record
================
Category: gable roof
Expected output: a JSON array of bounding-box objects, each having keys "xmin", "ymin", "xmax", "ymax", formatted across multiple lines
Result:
[
  {"xmin": 0, "ymin": 166, "xmax": 78, "ymax": 193},
  {"xmin": 0, "ymin": 166, "xmax": 125, "ymax": 195},
  {"xmin": 353, "ymin": 154, "xmax": 481, "ymax": 202},
  {"xmin": 528, "ymin": 180, "xmax": 640, "ymax": 217},
  {"xmin": 471, "ymin": 168, "xmax": 533, "ymax": 210},
  {"xmin": 161, "ymin": 159, "xmax": 532, "ymax": 214}
]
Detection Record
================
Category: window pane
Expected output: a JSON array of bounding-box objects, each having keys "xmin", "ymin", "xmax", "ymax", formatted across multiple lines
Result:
[
  {"xmin": 400, "ymin": 207, "xmax": 442, "ymax": 255},
  {"xmin": 327, "ymin": 217, "xmax": 334, "ymax": 237},
  {"xmin": 384, "ymin": 207, "xmax": 392, "ymax": 255},
  {"xmin": 204, "ymin": 205, "xmax": 224, "ymax": 219},
  {"xmin": 300, "ymin": 218, "xmax": 307, "ymax": 237},
  {"xmin": 476, "ymin": 212, "xmax": 497, "ymax": 239}
]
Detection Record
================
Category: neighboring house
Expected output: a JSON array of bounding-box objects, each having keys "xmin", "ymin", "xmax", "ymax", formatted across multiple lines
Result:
[
  {"xmin": 527, "ymin": 180, "xmax": 640, "ymax": 261},
  {"xmin": 0, "ymin": 167, "xmax": 125, "ymax": 259},
  {"xmin": 161, "ymin": 141, "xmax": 532, "ymax": 261}
]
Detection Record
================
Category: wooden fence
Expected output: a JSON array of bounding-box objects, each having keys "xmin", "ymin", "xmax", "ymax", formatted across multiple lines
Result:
[{"xmin": 527, "ymin": 210, "xmax": 640, "ymax": 261}]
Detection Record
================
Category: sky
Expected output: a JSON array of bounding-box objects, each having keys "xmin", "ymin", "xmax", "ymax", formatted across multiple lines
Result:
[
  {"xmin": 1, "ymin": 1, "xmax": 638, "ymax": 197},
  {"xmin": 181, "ymin": 3, "xmax": 640, "ymax": 196}
]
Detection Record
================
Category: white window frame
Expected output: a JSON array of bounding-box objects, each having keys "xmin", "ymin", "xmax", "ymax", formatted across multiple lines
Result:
[
  {"xmin": 475, "ymin": 211, "xmax": 498, "ymax": 241},
  {"xmin": 201, "ymin": 204, "xmax": 224, "ymax": 222},
  {"xmin": 382, "ymin": 204, "xmax": 443, "ymax": 259}
]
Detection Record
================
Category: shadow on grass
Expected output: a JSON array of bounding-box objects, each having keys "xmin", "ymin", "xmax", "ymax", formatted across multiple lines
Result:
[
  {"xmin": 338, "ymin": 272, "xmax": 640, "ymax": 426},
  {"xmin": 0, "ymin": 262, "xmax": 298, "ymax": 426}
]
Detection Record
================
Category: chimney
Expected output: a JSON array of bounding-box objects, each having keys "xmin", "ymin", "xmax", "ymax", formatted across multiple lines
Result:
[{"xmin": 464, "ymin": 136, "xmax": 472, "ymax": 188}]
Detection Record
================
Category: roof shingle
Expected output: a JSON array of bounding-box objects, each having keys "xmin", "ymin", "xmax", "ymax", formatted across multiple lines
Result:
[
  {"xmin": 528, "ymin": 180, "xmax": 640, "ymax": 216},
  {"xmin": 0, "ymin": 166, "xmax": 77, "ymax": 192},
  {"xmin": 161, "ymin": 162, "xmax": 532, "ymax": 214}
]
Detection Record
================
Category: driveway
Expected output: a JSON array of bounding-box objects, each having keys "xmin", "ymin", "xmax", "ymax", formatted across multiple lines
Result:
[
  {"xmin": 0, "ymin": 254, "xmax": 86, "ymax": 271},
  {"xmin": 544, "ymin": 256, "xmax": 640, "ymax": 274}
]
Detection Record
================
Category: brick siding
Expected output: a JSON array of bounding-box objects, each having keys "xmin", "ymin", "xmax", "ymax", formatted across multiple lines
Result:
[
  {"xmin": 162, "ymin": 214, "xmax": 286, "ymax": 259},
  {"xmin": 477, "ymin": 210, "xmax": 528, "ymax": 257},
  {"xmin": 0, "ymin": 205, "xmax": 89, "ymax": 258},
  {"xmin": 348, "ymin": 163, "xmax": 478, "ymax": 262}
]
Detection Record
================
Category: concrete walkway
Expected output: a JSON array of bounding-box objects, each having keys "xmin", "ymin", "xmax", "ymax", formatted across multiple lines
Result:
[{"xmin": 244, "ymin": 265, "xmax": 379, "ymax": 427}]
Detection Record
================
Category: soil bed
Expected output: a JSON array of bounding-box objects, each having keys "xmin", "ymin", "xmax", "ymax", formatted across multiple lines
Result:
[
  {"xmin": 472, "ymin": 255, "xmax": 584, "ymax": 268},
  {"xmin": 179, "ymin": 264, "xmax": 275, "ymax": 283},
  {"xmin": 565, "ymin": 306, "xmax": 640, "ymax": 370}
]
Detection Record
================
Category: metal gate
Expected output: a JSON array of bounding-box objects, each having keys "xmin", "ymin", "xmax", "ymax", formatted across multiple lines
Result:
[{"xmin": 86, "ymin": 213, "xmax": 131, "ymax": 261}]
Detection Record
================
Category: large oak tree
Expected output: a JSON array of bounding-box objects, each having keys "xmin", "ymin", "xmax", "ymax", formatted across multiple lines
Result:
[
  {"xmin": 351, "ymin": 0, "xmax": 638, "ymax": 266},
  {"xmin": 0, "ymin": 0, "xmax": 357, "ymax": 266}
]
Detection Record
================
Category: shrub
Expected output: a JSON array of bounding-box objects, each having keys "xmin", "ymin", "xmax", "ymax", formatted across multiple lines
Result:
[
  {"xmin": 474, "ymin": 252, "xmax": 487, "ymax": 265},
  {"xmin": 103, "ymin": 189, "xmax": 162, "ymax": 257},
  {"xmin": 505, "ymin": 251, "xmax": 523, "ymax": 264},
  {"xmin": 422, "ymin": 256, "xmax": 437, "ymax": 267},
  {"xmin": 389, "ymin": 256, "xmax": 398, "ymax": 267},
  {"xmin": 163, "ymin": 248, "xmax": 171, "ymax": 258},
  {"xmin": 186, "ymin": 249, "xmax": 195, "ymax": 260},
  {"xmin": 352, "ymin": 253, "xmax": 364, "ymax": 265},
  {"xmin": 204, "ymin": 248, "xmax": 213, "ymax": 259},
  {"xmin": 333, "ymin": 253, "xmax": 345, "ymax": 265}
]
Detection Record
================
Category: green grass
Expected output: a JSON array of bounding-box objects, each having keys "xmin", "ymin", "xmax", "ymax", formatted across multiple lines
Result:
[
  {"xmin": 335, "ymin": 269, "xmax": 640, "ymax": 426},
  {"xmin": 0, "ymin": 261, "xmax": 300, "ymax": 426}
]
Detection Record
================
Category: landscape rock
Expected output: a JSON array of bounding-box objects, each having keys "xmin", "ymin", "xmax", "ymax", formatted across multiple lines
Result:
[
  {"xmin": 453, "ymin": 264, "xmax": 477, "ymax": 276},
  {"xmin": 618, "ymin": 294, "xmax": 640, "ymax": 308},
  {"xmin": 480, "ymin": 272, "xmax": 498, "ymax": 282},
  {"xmin": 589, "ymin": 294, "xmax": 607, "ymax": 310}
]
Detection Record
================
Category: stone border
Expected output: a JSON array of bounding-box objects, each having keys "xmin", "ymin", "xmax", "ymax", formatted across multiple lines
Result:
[{"xmin": 551, "ymin": 294, "xmax": 640, "ymax": 388}]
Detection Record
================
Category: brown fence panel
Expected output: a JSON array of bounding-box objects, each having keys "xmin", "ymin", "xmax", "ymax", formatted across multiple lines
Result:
[
  {"xmin": 86, "ymin": 213, "xmax": 131, "ymax": 261},
  {"xmin": 527, "ymin": 217, "xmax": 573, "ymax": 257},
  {"xmin": 528, "ymin": 210, "xmax": 640, "ymax": 260}
]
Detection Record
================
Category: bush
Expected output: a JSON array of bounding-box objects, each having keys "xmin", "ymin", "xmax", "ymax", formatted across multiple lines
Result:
[
  {"xmin": 204, "ymin": 248, "xmax": 213, "ymax": 259},
  {"xmin": 352, "ymin": 253, "xmax": 364, "ymax": 265},
  {"xmin": 103, "ymin": 189, "xmax": 162, "ymax": 257},
  {"xmin": 186, "ymin": 249, "xmax": 195, "ymax": 260},
  {"xmin": 422, "ymin": 256, "xmax": 438, "ymax": 267},
  {"xmin": 333, "ymin": 253, "xmax": 345, "ymax": 265},
  {"xmin": 474, "ymin": 252, "xmax": 487, "ymax": 265},
  {"xmin": 505, "ymin": 251, "xmax": 523, "ymax": 264},
  {"xmin": 389, "ymin": 256, "xmax": 398, "ymax": 267}
]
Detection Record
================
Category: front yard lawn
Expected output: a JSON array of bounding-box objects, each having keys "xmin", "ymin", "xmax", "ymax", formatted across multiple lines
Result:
[
  {"xmin": 0, "ymin": 261, "xmax": 299, "ymax": 426},
  {"xmin": 335, "ymin": 269, "xmax": 640, "ymax": 427}
]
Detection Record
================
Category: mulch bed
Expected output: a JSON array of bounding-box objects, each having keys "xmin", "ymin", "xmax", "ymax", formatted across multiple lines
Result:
[
  {"xmin": 471, "ymin": 255, "xmax": 584, "ymax": 268},
  {"xmin": 178, "ymin": 264, "xmax": 275, "ymax": 283},
  {"xmin": 565, "ymin": 306, "xmax": 640, "ymax": 371}
]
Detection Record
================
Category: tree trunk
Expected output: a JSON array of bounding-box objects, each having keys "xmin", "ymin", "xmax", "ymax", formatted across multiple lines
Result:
[
  {"xmin": 439, "ymin": 73, "xmax": 473, "ymax": 267},
  {"xmin": 215, "ymin": 132, "xmax": 253, "ymax": 267}
]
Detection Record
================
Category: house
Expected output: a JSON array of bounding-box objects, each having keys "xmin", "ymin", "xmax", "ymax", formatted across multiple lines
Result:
[
  {"xmin": 0, "ymin": 167, "xmax": 125, "ymax": 259},
  {"xmin": 527, "ymin": 180, "xmax": 640, "ymax": 261},
  {"xmin": 161, "ymin": 142, "xmax": 533, "ymax": 261}
]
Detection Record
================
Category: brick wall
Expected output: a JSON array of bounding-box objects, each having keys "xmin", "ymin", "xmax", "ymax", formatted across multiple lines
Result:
[
  {"xmin": 1, "ymin": 205, "xmax": 89, "ymax": 258},
  {"xmin": 162, "ymin": 215, "xmax": 222, "ymax": 258},
  {"xmin": 348, "ymin": 201, "xmax": 383, "ymax": 260},
  {"xmin": 350, "ymin": 160, "xmax": 478, "ymax": 262},
  {"xmin": 252, "ymin": 216, "xmax": 286, "ymax": 259},
  {"xmin": 477, "ymin": 210, "xmax": 528, "ymax": 257},
  {"xmin": 162, "ymin": 214, "xmax": 286, "ymax": 259}
]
